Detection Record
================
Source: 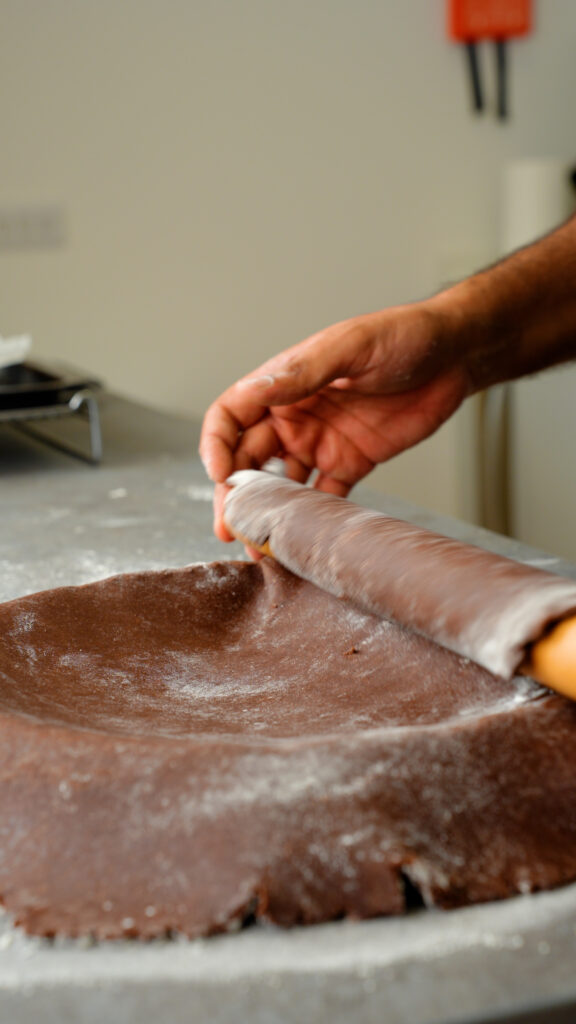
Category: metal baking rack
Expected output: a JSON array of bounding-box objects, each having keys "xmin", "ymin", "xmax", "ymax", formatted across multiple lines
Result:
[{"xmin": 0, "ymin": 360, "xmax": 103, "ymax": 464}]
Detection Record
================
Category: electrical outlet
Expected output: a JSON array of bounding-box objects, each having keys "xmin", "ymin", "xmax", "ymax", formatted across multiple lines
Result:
[{"xmin": 0, "ymin": 205, "xmax": 66, "ymax": 251}]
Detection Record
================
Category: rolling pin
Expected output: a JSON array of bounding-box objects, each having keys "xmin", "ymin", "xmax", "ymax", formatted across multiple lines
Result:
[{"xmin": 224, "ymin": 470, "xmax": 576, "ymax": 702}]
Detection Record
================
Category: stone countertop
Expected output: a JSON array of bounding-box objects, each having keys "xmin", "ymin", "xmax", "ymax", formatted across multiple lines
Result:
[{"xmin": 1, "ymin": 393, "xmax": 576, "ymax": 1024}]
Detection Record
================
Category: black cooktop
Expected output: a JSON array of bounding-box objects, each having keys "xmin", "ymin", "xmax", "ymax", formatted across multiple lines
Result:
[{"xmin": 0, "ymin": 360, "xmax": 101, "ymax": 411}]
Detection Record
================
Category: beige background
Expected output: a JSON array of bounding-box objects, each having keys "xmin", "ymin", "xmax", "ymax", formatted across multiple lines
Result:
[{"xmin": 0, "ymin": 1, "xmax": 575, "ymax": 522}]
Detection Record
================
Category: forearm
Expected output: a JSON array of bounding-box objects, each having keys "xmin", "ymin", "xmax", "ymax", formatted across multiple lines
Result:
[{"xmin": 429, "ymin": 213, "xmax": 576, "ymax": 392}]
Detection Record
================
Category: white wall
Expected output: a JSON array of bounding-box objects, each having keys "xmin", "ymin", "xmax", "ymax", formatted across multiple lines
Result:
[{"xmin": 0, "ymin": 1, "xmax": 575, "ymax": 518}]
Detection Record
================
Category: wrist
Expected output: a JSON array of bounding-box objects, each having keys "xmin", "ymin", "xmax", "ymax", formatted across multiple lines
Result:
[
  {"xmin": 426, "ymin": 270, "xmax": 536, "ymax": 394},
  {"xmin": 423, "ymin": 284, "xmax": 495, "ymax": 395},
  {"xmin": 426, "ymin": 216, "xmax": 576, "ymax": 392}
]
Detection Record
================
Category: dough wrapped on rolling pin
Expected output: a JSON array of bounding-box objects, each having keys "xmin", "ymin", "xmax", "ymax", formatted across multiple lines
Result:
[{"xmin": 224, "ymin": 470, "xmax": 576, "ymax": 699}]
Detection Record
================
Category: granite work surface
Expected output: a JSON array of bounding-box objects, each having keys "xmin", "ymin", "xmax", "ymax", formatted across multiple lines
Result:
[{"xmin": 2, "ymin": 394, "xmax": 576, "ymax": 1024}]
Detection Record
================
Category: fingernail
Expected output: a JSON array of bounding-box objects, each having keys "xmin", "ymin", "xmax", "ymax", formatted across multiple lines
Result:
[
  {"xmin": 238, "ymin": 374, "xmax": 276, "ymax": 389},
  {"xmin": 200, "ymin": 453, "xmax": 215, "ymax": 479}
]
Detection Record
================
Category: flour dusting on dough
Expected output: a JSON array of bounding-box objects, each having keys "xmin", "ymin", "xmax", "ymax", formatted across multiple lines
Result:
[{"xmin": 1, "ymin": 559, "xmax": 575, "ymax": 940}]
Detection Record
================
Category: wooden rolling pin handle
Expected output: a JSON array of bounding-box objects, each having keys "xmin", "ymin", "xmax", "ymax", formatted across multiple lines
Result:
[
  {"xmin": 522, "ymin": 615, "xmax": 576, "ymax": 701},
  {"xmin": 228, "ymin": 526, "xmax": 275, "ymax": 560}
]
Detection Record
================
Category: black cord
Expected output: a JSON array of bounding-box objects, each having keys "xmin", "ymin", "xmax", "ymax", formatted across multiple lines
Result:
[
  {"xmin": 465, "ymin": 40, "xmax": 483, "ymax": 113},
  {"xmin": 495, "ymin": 38, "xmax": 508, "ymax": 119}
]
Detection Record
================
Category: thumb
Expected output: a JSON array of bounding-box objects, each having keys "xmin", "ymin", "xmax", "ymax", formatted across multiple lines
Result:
[{"xmin": 237, "ymin": 320, "xmax": 371, "ymax": 406}]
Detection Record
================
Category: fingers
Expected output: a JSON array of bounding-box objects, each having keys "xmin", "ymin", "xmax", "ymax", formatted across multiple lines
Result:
[
  {"xmin": 233, "ymin": 419, "xmax": 282, "ymax": 474},
  {"xmin": 199, "ymin": 389, "xmax": 274, "ymax": 483},
  {"xmin": 211, "ymin": 451, "xmax": 312, "ymax": 543},
  {"xmin": 199, "ymin": 403, "xmax": 240, "ymax": 483},
  {"xmin": 213, "ymin": 483, "xmax": 234, "ymax": 542},
  {"xmin": 244, "ymin": 545, "xmax": 264, "ymax": 562},
  {"xmin": 314, "ymin": 474, "xmax": 352, "ymax": 498},
  {"xmin": 200, "ymin": 318, "xmax": 376, "ymax": 483},
  {"xmin": 235, "ymin": 319, "xmax": 372, "ymax": 407},
  {"xmin": 280, "ymin": 454, "xmax": 311, "ymax": 485},
  {"xmin": 200, "ymin": 312, "xmax": 394, "ymax": 545}
]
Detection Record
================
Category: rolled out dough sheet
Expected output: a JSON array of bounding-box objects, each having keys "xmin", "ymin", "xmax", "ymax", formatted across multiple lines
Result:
[{"xmin": 0, "ymin": 559, "xmax": 575, "ymax": 939}]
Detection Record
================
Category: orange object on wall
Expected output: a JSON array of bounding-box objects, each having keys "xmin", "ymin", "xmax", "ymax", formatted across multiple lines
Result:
[
  {"xmin": 448, "ymin": 0, "xmax": 532, "ymax": 41},
  {"xmin": 447, "ymin": 0, "xmax": 533, "ymax": 118}
]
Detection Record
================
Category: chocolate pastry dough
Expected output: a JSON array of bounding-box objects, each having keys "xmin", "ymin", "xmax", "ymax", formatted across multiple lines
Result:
[
  {"xmin": 1, "ymin": 560, "xmax": 576, "ymax": 939},
  {"xmin": 225, "ymin": 473, "xmax": 576, "ymax": 678}
]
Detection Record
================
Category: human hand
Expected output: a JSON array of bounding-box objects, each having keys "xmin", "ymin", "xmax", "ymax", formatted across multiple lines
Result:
[{"xmin": 200, "ymin": 299, "xmax": 472, "ymax": 541}]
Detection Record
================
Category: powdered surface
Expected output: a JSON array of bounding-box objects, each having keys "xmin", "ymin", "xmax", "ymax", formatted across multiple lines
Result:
[{"xmin": 0, "ymin": 560, "xmax": 575, "ymax": 940}]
